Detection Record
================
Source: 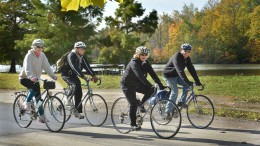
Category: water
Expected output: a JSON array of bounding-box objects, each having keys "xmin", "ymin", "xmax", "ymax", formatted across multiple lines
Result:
[
  {"xmin": 152, "ymin": 64, "xmax": 260, "ymax": 75},
  {"xmin": 1, "ymin": 64, "xmax": 259, "ymax": 75}
]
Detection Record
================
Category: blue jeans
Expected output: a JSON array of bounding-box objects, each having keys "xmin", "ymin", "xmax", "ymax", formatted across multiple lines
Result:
[{"xmin": 163, "ymin": 76, "xmax": 190, "ymax": 112}]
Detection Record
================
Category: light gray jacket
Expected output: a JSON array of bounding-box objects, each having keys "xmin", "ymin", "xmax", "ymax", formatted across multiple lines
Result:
[{"xmin": 19, "ymin": 49, "xmax": 56, "ymax": 80}]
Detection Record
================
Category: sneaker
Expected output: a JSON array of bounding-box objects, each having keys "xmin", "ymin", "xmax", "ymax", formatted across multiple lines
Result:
[
  {"xmin": 131, "ymin": 125, "xmax": 141, "ymax": 131},
  {"xmin": 39, "ymin": 115, "xmax": 47, "ymax": 123},
  {"xmin": 22, "ymin": 102, "xmax": 31, "ymax": 111},
  {"xmin": 139, "ymin": 106, "xmax": 146, "ymax": 113},
  {"xmin": 73, "ymin": 110, "xmax": 84, "ymax": 119},
  {"xmin": 172, "ymin": 109, "xmax": 179, "ymax": 118},
  {"xmin": 165, "ymin": 113, "xmax": 172, "ymax": 120},
  {"xmin": 177, "ymin": 101, "xmax": 187, "ymax": 108}
]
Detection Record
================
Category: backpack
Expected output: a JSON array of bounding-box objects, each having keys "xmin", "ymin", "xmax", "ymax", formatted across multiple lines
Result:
[{"xmin": 56, "ymin": 52, "xmax": 70, "ymax": 73}]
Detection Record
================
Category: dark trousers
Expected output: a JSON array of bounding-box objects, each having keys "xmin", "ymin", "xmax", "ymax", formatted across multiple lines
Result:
[
  {"xmin": 121, "ymin": 85, "xmax": 154, "ymax": 126},
  {"xmin": 62, "ymin": 76, "xmax": 83, "ymax": 113},
  {"xmin": 19, "ymin": 78, "xmax": 41, "ymax": 100}
]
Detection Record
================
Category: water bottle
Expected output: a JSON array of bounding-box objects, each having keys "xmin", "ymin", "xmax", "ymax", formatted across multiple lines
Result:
[
  {"xmin": 36, "ymin": 100, "xmax": 43, "ymax": 109},
  {"xmin": 149, "ymin": 96, "xmax": 156, "ymax": 105}
]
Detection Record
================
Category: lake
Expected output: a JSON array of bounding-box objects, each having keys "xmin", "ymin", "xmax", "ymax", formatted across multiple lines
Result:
[
  {"xmin": 152, "ymin": 64, "xmax": 260, "ymax": 75},
  {"xmin": 0, "ymin": 64, "xmax": 259, "ymax": 76}
]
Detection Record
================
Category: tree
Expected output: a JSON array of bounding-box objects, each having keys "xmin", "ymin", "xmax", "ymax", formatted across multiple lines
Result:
[
  {"xmin": 15, "ymin": 0, "xmax": 103, "ymax": 65},
  {"xmin": 99, "ymin": 0, "xmax": 159, "ymax": 65},
  {"xmin": 105, "ymin": 0, "xmax": 158, "ymax": 35},
  {"xmin": 0, "ymin": 0, "xmax": 34, "ymax": 73}
]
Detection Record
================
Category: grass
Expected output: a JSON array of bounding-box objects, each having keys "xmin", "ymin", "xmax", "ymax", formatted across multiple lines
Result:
[
  {"xmin": 1, "ymin": 73, "xmax": 259, "ymax": 103},
  {"xmin": 1, "ymin": 73, "xmax": 259, "ymax": 121}
]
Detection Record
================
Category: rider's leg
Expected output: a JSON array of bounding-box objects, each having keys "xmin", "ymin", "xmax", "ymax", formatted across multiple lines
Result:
[
  {"xmin": 163, "ymin": 76, "xmax": 178, "ymax": 112},
  {"xmin": 122, "ymin": 86, "xmax": 138, "ymax": 127},
  {"xmin": 177, "ymin": 77, "xmax": 189, "ymax": 105},
  {"xmin": 20, "ymin": 78, "xmax": 39, "ymax": 110}
]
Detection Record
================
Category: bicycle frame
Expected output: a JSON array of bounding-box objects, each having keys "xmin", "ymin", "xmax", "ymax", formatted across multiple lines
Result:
[
  {"xmin": 65, "ymin": 79, "xmax": 101, "ymax": 111},
  {"xmin": 178, "ymin": 85, "xmax": 204, "ymax": 111}
]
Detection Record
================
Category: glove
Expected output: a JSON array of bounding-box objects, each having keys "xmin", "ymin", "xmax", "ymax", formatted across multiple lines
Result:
[
  {"xmin": 159, "ymin": 85, "xmax": 166, "ymax": 90},
  {"xmin": 52, "ymin": 76, "xmax": 57, "ymax": 81},
  {"xmin": 91, "ymin": 75, "xmax": 98, "ymax": 83},
  {"xmin": 151, "ymin": 86, "xmax": 156, "ymax": 92},
  {"xmin": 187, "ymin": 81, "xmax": 193, "ymax": 86},
  {"xmin": 195, "ymin": 81, "xmax": 202, "ymax": 86}
]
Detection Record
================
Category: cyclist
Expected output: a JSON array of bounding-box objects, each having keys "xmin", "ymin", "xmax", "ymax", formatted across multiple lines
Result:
[
  {"xmin": 163, "ymin": 43, "xmax": 202, "ymax": 111},
  {"xmin": 120, "ymin": 46, "xmax": 165, "ymax": 131},
  {"xmin": 19, "ymin": 39, "xmax": 57, "ymax": 123},
  {"xmin": 60, "ymin": 41, "xmax": 98, "ymax": 119}
]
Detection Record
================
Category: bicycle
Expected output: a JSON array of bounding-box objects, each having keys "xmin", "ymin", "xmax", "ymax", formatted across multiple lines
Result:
[
  {"xmin": 111, "ymin": 85, "xmax": 182, "ymax": 139},
  {"xmin": 177, "ymin": 84, "xmax": 215, "ymax": 129},
  {"xmin": 13, "ymin": 79, "xmax": 66, "ymax": 132},
  {"xmin": 55, "ymin": 78, "xmax": 108, "ymax": 127}
]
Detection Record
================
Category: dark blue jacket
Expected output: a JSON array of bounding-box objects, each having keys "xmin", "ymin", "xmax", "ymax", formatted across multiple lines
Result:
[{"xmin": 163, "ymin": 52, "xmax": 200, "ymax": 84}]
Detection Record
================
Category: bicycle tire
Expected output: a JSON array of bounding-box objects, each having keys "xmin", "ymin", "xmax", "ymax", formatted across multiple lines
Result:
[
  {"xmin": 187, "ymin": 95, "xmax": 215, "ymax": 129},
  {"xmin": 84, "ymin": 94, "xmax": 108, "ymax": 126},
  {"xmin": 13, "ymin": 94, "xmax": 32, "ymax": 128},
  {"xmin": 111, "ymin": 97, "xmax": 131, "ymax": 134},
  {"xmin": 54, "ymin": 92, "xmax": 72, "ymax": 122},
  {"xmin": 43, "ymin": 96, "xmax": 66, "ymax": 132},
  {"xmin": 150, "ymin": 99, "xmax": 181, "ymax": 139}
]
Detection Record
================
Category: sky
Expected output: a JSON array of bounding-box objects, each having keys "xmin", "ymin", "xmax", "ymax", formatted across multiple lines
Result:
[
  {"xmin": 99, "ymin": 0, "xmax": 208, "ymax": 29},
  {"xmin": 104, "ymin": 0, "xmax": 208, "ymax": 16}
]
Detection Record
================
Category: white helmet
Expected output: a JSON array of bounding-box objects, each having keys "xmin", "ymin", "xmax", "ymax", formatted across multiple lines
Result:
[
  {"xmin": 74, "ymin": 41, "xmax": 86, "ymax": 49},
  {"xmin": 32, "ymin": 39, "xmax": 44, "ymax": 47},
  {"xmin": 135, "ymin": 46, "xmax": 149, "ymax": 55}
]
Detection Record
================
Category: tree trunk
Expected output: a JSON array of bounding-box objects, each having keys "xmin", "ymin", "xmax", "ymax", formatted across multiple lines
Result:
[{"xmin": 9, "ymin": 58, "xmax": 16, "ymax": 73}]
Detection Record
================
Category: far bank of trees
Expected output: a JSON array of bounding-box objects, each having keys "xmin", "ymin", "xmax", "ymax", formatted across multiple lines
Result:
[{"xmin": 0, "ymin": 0, "xmax": 259, "ymax": 73}]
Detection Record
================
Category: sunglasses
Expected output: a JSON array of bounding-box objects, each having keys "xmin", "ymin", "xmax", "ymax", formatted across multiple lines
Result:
[
  {"xmin": 36, "ymin": 46, "xmax": 44, "ymax": 49},
  {"xmin": 184, "ymin": 50, "xmax": 191, "ymax": 53},
  {"xmin": 140, "ymin": 53, "xmax": 148, "ymax": 56}
]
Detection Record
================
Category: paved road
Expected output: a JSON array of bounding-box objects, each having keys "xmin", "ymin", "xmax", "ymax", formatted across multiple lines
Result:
[{"xmin": 1, "ymin": 87, "xmax": 260, "ymax": 146}]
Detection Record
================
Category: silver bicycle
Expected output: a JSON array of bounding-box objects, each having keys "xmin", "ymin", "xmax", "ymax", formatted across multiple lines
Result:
[{"xmin": 55, "ymin": 78, "xmax": 108, "ymax": 126}]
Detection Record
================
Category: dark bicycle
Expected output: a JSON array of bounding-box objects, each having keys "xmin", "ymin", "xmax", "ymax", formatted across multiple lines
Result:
[
  {"xmin": 55, "ymin": 78, "xmax": 108, "ymax": 127},
  {"xmin": 111, "ymin": 85, "xmax": 181, "ymax": 139},
  {"xmin": 13, "ymin": 79, "xmax": 66, "ymax": 132}
]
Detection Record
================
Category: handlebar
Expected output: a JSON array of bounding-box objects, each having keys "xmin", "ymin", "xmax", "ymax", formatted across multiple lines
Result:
[{"xmin": 84, "ymin": 77, "xmax": 102, "ymax": 86}]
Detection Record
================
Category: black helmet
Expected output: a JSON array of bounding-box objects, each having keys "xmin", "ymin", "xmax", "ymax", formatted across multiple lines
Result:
[{"xmin": 181, "ymin": 43, "xmax": 192, "ymax": 50}]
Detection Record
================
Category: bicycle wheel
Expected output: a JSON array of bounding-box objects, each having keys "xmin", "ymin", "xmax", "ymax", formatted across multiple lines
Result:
[
  {"xmin": 150, "ymin": 99, "xmax": 181, "ymax": 139},
  {"xmin": 187, "ymin": 95, "xmax": 215, "ymax": 129},
  {"xmin": 84, "ymin": 94, "xmax": 108, "ymax": 126},
  {"xmin": 111, "ymin": 97, "xmax": 131, "ymax": 134},
  {"xmin": 43, "ymin": 96, "xmax": 66, "ymax": 132},
  {"xmin": 54, "ymin": 92, "xmax": 72, "ymax": 122},
  {"xmin": 13, "ymin": 94, "xmax": 32, "ymax": 128}
]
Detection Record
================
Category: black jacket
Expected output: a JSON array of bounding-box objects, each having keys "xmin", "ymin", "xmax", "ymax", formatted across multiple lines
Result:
[
  {"xmin": 61, "ymin": 51, "xmax": 95, "ymax": 78},
  {"xmin": 163, "ymin": 52, "xmax": 200, "ymax": 84},
  {"xmin": 121, "ymin": 58, "xmax": 164, "ymax": 88}
]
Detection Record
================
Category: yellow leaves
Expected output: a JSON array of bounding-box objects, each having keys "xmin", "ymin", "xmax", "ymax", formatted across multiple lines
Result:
[{"xmin": 61, "ymin": 0, "xmax": 124, "ymax": 12}]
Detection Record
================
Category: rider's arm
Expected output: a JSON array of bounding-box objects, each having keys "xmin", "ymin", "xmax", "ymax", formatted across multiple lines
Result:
[
  {"xmin": 67, "ymin": 52, "xmax": 85, "ymax": 78},
  {"xmin": 143, "ymin": 60, "xmax": 164, "ymax": 89},
  {"xmin": 173, "ymin": 53, "xmax": 190, "ymax": 84},
  {"xmin": 41, "ymin": 53, "xmax": 56, "ymax": 80},
  {"xmin": 23, "ymin": 53, "xmax": 34, "ymax": 79},
  {"xmin": 81, "ymin": 56, "xmax": 95, "ymax": 77},
  {"xmin": 130, "ymin": 60, "xmax": 152, "ymax": 88},
  {"xmin": 186, "ymin": 57, "xmax": 201, "ymax": 85}
]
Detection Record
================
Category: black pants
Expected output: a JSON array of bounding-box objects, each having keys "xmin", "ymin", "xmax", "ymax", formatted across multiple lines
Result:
[
  {"xmin": 121, "ymin": 85, "xmax": 154, "ymax": 126},
  {"xmin": 20, "ymin": 78, "xmax": 41, "ymax": 99},
  {"xmin": 62, "ymin": 76, "xmax": 83, "ymax": 113}
]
